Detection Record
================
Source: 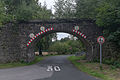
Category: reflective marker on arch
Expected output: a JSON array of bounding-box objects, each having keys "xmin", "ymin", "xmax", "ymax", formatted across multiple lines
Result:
[
  {"xmin": 72, "ymin": 29, "xmax": 87, "ymax": 39},
  {"xmin": 84, "ymin": 35, "xmax": 86, "ymax": 38}
]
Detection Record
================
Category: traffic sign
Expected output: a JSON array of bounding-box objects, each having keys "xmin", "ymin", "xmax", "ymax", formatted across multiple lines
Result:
[
  {"xmin": 29, "ymin": 33, "xmax": 35, "ymax": 38},
  {"xmin": 97, "ymin": 36, "xmax": 105, "ymax": 67},
  {"xmin": 40, "ymin": 26, "xmax": 45, "ymax": 31},
  {"xmin": 74, "ymin": 26, "xmax": 79, "ymax": 31},
  {"xmin": 97, "ymin": 36, "xmax": 105, "ymax": 44}
]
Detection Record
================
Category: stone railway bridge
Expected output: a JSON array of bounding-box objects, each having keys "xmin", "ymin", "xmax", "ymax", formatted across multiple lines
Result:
[{"xmin": 0, "ymin": 19, "xmax": 102, "ymax": 63}]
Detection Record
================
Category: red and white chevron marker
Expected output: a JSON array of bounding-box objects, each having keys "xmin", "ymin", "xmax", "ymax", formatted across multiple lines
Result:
[
  {"xmin": 27, "ymin": 28, "xmax": 54, "ymax": 46},
  {"xmin": 72, "ymin": 29, "xmax": 87, "ymax": 39}
]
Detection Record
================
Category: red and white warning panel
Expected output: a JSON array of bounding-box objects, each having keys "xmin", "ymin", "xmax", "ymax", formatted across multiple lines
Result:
[
  {"xmin": 27, "ymin": 28, "xmax": 87, "ymax": 47},
  {"xmin": 72, "ymin": 30, "xmax": 87, "ymax": 39},
  {"xmin": 27, "ymin": 28, "xmax": 54, "ymax": 46}
]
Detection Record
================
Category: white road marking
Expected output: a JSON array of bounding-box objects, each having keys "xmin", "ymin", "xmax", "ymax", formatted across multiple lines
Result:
[
  {"xmin": 47, "ymin": 66, "xmax": 53, "ymax": 71},
  {"xmin": 47, "ymin": 66, "xmax": 61, "ymax": 72},
  {"xmin": 54, "ymin": 66, "xmax": 61, "ymax": 72}
]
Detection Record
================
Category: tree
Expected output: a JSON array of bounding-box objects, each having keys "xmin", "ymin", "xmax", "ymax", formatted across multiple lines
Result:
[
  {"xmin": 33, "ymin": 1, "xmax": 53, "ymax": 20},
  {"xmin": 75, "ymin": 0, "xmax": 101, "ymax": 19},
  {"xmin": 35, "ymin": 33, "xmax": 57, "ymax": 52},
  {"xmin": 54, "ymin": 0, "xmax": 76, "ymax": 19},
  {"xmin": 0, "ymin": 0, "xmax": 12, "ymax": 26},
  {"xmin": 36, "ymin": 36, "xmax": 52, "ymax": 52},
  {"xmin": 15, "ymin": 1, "xmax": 34, "ymax": 21},
  {"xmin": 60, "ymin": 37, "xmax": 70, "ymax": 42},
  {"xmin": 96, "ymin": 2, "xmax": 120, "ymax": 32},
  {"xmin": 52, "ymin": 33, "xmax": 57, "ymax": 41},
  {"xmin": 48, "ymin": 39, "xmax": 86, "ymax": 54},
  {"xmin": 48, "ymin": 41, "xmax": 70, "ymax": 54},
  {"xmin": 54, "ymin": 0, "xmax": 65, "ymax": 18},
  {"xmin": 3, "ymin": 0, "xmax": 53, "ymax": 21},
  {"xmin": 63, "ymin": 0, "xmax": 76, "ymax": 18},
  {"xmin": 0, "ymin": 0, "xmax": 5, "ymax": 26}
]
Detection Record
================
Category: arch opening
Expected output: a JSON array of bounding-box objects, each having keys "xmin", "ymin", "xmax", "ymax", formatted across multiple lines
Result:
[{"xmin": 25, "ymin": 27, "xmax": 93, "ymax": 60}]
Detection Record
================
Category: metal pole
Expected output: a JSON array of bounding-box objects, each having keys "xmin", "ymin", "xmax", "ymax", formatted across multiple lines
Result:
[{"xmin": 100, "ymin": 44, "xmax": 102, "ymax": 65}]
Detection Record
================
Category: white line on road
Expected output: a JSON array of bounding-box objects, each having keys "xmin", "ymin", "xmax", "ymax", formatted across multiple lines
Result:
[
  {"xmin": 47, "ymin": 66, "xmax": 61, "ymax": 72},
  {"xmin": 47, "ymin": 66, "xmax": 53, "ymax": 71},
  {"xmin": 54, "ymin": 66, "xmax": 61, "ymax": 71}
]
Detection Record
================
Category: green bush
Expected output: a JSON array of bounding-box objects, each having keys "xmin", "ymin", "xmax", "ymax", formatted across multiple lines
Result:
[
  {"xmin": 103, "ymin": 59, "xmax": 113, "ymax": 65},
  {"xmin": 102, "ymin": 59, "xmax": 120, "ymax": 68},
  {"xmin": 48, "ymin": 40, "xmax": 86, "ymax": 55},
  {"xmin": 113, "ymin": 61, "xmax": 120, "ymax": 68}
]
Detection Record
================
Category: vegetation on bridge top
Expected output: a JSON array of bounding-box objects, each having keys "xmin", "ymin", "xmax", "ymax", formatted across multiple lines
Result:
[{"xmin": 20, "ymin": 18, "xmax": 95, "ymax": 23}]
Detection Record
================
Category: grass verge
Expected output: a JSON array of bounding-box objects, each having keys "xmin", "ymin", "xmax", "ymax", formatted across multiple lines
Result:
[
  {"xmin": 68, "ymin": 56, "xmax": 120, "ymax": 80},
  {"xmin": 0, "ymin": 56, "xmax": 43, "ymax": 69}
]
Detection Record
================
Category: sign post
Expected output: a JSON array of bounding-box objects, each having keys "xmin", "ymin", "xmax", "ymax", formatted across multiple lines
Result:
[
  {"xmin": 100, "ymin": 43, "xmax": 102, "ymax": 65},
  {"xmin": 97, "ymin": 36, "xmax": 105, "ymax": 67}
]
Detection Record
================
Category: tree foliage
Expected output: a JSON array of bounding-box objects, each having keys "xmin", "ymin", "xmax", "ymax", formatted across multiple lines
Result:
[
  {"xmin": 0, "ymin": 0, "xmax": 5, "ymax": 26},
  {"xmin": 1, "ymin": 0, "xmax": 53, "ymax": 22},
  {"xmin": 96, "ymin": 0, "xmax": 120, "ymax": 52},
  {"xmin": 96, "ymin": 2, "xmax": 120, "ymax": 31},
  {"xmin": 75, "ymin": 0, "xmax": 101, "ymax": 19},
  {"xmin": 48, "ymin": 38, "xmax": 86, "ymax": 54},
  {"xmin": 54, "ymin": 0, "xmax": 76, "ymax": 19},
  {"xmin": 0, "ymin": 0, "xmax": 12, "ymax": 26},
  {"xmin": 35, "ymin": 34, "xmax": 54, "ymax": 52}
]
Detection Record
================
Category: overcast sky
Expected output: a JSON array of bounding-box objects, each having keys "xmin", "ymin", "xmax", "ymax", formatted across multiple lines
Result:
[
  {"xmin": 39, "ymin": 0, "xmax": 70, "ymax": 40},
  {"xmin": 39, "ymin": 0, "xmax": 55, "ymax": 13}
]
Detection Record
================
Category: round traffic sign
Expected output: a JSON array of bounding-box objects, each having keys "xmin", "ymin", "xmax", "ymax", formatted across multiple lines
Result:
[
  {"xmin": 29, "ymin": 33, "xmax": 35, "ymax": 38},
  {"xmin": 74, "ymin": 26, "xmax": 79, "ymax": 31},
  {"xmin": 97, "ymin": 36, "xmax": 105, "ymax": 44},
  {"xmin": 40, "ymin": 26, "xmax": 45, "ymax": 31}
]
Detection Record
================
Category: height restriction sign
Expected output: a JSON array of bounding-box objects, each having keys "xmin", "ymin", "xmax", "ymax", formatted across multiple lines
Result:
[{"xmin": 97, "ymin": 36, "xmax": 105, "ymax": 44}]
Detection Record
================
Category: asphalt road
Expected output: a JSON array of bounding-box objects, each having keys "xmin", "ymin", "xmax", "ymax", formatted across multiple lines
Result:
[{"xmin": 0, "ymin": 55, "xmax": 100, "ymax": 80}]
